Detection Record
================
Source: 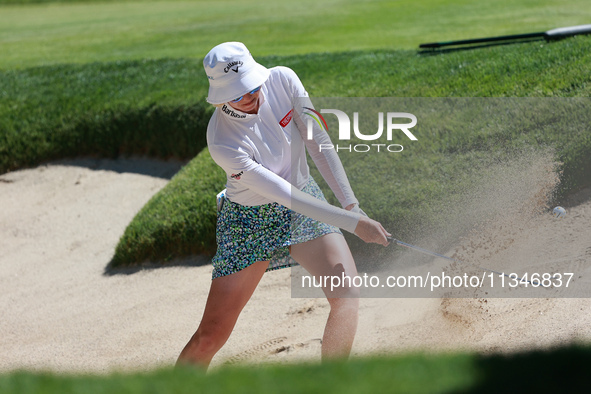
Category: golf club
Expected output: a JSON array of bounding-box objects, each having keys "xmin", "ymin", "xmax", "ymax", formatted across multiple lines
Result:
[
  {"xmin": 387, "ymin": 236, "xmax": 548, "ymax": 287},
  {"xmin": 419, "ymin": 24, "xmax": 591, "ymax": 50}
]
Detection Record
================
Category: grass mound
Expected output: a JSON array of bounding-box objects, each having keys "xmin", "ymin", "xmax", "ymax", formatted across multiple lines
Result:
[
  {"xmin": 109, "ymin": 149, "xmax": 225, "ymax": 268},
  {"xmin": 0, "ymin": 59, "xmax": 211, "ymax": 173},
  {"xmin": 109, "ymin": 37, "xmax": 591, "ymax": 267},
  {"xmin": 2, "ymin": 36, "xmax": 591, "ymax": 267}
]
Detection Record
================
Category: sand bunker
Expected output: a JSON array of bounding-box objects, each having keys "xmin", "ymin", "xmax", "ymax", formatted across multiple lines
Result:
[{"xmin": 1, "ymin": 157, "xmax": 590, "ymax": 373}]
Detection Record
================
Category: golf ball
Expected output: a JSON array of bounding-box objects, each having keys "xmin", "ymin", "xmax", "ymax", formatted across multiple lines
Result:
[{"xmin": 552, "ymin": 206, "xmax": 566, "ymax": 218}]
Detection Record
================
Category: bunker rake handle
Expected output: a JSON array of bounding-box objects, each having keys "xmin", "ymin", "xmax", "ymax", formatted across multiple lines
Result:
[{"xmin": 419, "ymin": 24, "xmax": 591, "ymax": 50}]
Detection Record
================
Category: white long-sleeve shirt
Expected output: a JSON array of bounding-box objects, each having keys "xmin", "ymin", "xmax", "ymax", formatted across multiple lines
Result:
[{"xmin": 206, "ymin": 66, "xmax": 361, "ymax": 234}]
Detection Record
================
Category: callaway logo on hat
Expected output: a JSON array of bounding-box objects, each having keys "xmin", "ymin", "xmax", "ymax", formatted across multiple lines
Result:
[{"xmin": 203, "ymin": 42, "xmax": 270, "ymax": 105}]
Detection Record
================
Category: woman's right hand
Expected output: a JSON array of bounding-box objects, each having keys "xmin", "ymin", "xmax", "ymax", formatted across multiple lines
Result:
[{"xmin": 354, "ymin": 215, "xmax": 391, "ymax": 246}]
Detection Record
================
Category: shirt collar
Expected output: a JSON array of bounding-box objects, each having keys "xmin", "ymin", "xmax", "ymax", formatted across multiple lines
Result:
[{"xmin": 218, "ymin": 90, "xmax": 266, "ymax": 121}]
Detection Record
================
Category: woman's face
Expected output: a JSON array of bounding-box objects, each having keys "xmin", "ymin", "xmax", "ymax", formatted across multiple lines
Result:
[{"xmin": 228, "ymin": 87, "xmax": 262, "ymax": 114}]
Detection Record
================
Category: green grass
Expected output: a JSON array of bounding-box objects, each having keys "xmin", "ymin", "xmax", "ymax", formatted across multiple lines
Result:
[
  {"xmin": 2, "ymin": 0, "xmax": 591, "ymax": 389},
  {"xmin": 103, "ymin": 37, "xmax": 591, "ymax": 267},
  {"xmin": 3, "ymin": 36, "xmax": 591, "ymax": 266},
  {"xmin": 2, "ymin": 15, "xmax": 591, "ymax": 267},
  {"xmin": 1, "ymin": 0, "xmax": 591, "ymax": 70},
  {"xmin": 0, "ymin": 58, "xmax": 211, "ymax": 172},
  {"xmin": 110, "ymin": 148, "xmax": 225, "ymax": 266},
  {"xmin": 2, "ymin": 345, "xmax": 591, "ymax": 394}
]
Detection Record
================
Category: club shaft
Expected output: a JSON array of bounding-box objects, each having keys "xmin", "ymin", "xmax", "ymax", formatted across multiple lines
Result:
[{"xmin": 387, "ymin": 237, "xmax": 540, "ymax": 286}]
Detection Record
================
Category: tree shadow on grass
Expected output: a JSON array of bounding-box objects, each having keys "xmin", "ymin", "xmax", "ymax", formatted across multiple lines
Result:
[{"xmin": 457, "ymin": 344, "xmax": 591, "ymax": 393}]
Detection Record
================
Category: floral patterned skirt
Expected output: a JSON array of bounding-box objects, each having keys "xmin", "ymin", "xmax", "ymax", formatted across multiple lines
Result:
[{"xmin": 211, "ymin": 177, "xmax": 341, "ymax": 279}]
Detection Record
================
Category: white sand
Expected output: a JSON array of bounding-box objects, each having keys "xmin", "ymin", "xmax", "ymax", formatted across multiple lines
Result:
[{"xmin": 1, "ymin": 158, "xmax": 590, "ymax": 374}]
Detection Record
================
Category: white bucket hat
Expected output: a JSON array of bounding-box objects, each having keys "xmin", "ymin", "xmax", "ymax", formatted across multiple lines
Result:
[{"xmin": 203, "ymin": 42, "xmax": 270, "ymax": 105}]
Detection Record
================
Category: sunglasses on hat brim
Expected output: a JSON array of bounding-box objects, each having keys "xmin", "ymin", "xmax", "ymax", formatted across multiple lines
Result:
[{"xmin": 230, "ymin": 86, "xmax": 262, "ymax": 103}]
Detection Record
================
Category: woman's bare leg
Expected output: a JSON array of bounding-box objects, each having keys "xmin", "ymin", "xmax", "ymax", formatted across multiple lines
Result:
[
  {"xmin": 290, "ymin": 233, "xmax": 360, "ymax": 361},
  {"xmin": 176, "ymin": 260, "xmax": 269, "ymax": 369}
]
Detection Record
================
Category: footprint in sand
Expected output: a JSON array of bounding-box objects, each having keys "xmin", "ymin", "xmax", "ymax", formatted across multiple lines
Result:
[
  {"xmin": 223, "ymin": 337, "xmax": 288, "ymax": 365},
  {"xmin": 224, "ymin": 337, "xmax": 323, "ymax": 365}
]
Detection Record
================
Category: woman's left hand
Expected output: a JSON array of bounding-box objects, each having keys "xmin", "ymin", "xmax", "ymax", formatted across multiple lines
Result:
[{"xmin": 353, "ymin": 215, "xmax": 391, "ymax": 246}]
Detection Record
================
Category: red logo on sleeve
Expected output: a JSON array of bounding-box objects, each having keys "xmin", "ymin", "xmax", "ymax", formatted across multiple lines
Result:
[
  {"xmin": 231, "ymin": 171, "xmax": 244, "ymax": 180},
  {"xmin": 279, "ymin": 109, "xmax": 293, "ymax": 127}
]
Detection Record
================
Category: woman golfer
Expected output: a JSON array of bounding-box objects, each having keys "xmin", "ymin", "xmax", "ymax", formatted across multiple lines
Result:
[{"xmin": 177, "ymin": 42, "xmax": 390, "ymax": 368}]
